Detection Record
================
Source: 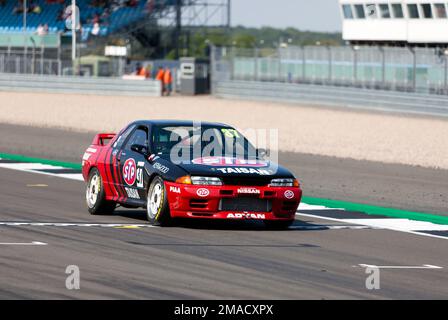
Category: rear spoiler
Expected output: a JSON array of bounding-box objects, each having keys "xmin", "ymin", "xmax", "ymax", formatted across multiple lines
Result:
[{"xmin": 91, "ymin": 133, "xmax": 116, "ymax": 146}]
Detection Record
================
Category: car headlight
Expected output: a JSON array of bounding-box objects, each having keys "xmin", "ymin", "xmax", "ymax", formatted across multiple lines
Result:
[
  {"xmin": 191, "ymin": 176, "xmax": 223, "ymax": 186},
  {"xmin": 269, "ymin": 178, "xmax": 299, "ymax": 187}
]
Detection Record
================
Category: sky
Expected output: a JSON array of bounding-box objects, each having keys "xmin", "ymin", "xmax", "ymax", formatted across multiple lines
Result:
[{"xmin": 231, "ymin": 0, "xmax": 342, "ymax": 32}]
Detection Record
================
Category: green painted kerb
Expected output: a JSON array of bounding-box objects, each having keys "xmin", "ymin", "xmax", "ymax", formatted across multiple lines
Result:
[
  {"xmin": 1, "ymin": 152, "xmax": 447, "ymax": 225},
  {"xmin": 0, "ymin": 153, "xmax": 82, "ymax": 170},
  {"xmin": 302, "ymin": 196, "xmax": 448, "ymax": 226}
]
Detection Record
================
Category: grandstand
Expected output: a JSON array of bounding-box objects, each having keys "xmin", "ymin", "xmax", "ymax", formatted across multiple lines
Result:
[
  {"xmin": 0, "ymin": 0, "xmax": 229, "ymax": 75},
  {"xmin": 0, "ymin": 1, "xmax": 229, "ymax": 40},
  {"xmin": 0, "ymin": 0, "xmax": 175, "ymax": 41}
]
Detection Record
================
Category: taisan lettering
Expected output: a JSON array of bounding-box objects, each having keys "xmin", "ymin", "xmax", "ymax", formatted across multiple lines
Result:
[{"xmin": 216, "ymin": 167, "xmax": 272, "ymax": 175}]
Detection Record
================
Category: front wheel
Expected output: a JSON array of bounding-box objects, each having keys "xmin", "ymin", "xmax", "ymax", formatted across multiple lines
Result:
[
  {"xmin": 146, "ymin": 176, "xmax": 173, "ymax": 226},
  {"xmin": 86, "ymin": 167, "xmax": 116, "ymax": 215},
  {"xmin": 264, "ymin": 220, "xmax": 294, "ymax": 230}
]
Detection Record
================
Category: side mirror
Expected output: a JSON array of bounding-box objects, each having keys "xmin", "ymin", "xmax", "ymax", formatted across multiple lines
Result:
[
  {"xmin": 131, "ymin": 144, "xmax": 149, "ymax": 156},
  {"xmin": 257, "ymin": 148, "xmax": 269, "ymax": 159}
]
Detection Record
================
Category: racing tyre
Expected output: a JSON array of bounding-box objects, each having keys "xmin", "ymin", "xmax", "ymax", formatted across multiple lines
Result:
[
  {"xmin": 146, "ymin": 176, "xmax": 173, "ymax": 226},
  {"xmin": 86, "ymin": 167, "xmax": 116, "ymax": 215},
  {"xmin": 264, "ymin": 220, "xmax": 294, "ymax": 230}
]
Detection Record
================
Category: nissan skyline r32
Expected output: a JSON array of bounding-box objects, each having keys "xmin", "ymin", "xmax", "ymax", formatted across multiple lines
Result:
[{"xmin": 82, "ymin": 120, "xmax": 302, "ymax": 229}]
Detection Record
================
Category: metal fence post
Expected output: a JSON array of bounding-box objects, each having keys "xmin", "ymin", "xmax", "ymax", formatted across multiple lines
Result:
[
  {"xmin": 277, "ymin": 47, "xmax": 281, "ymax": 82},
  {"xmin": 444, "ymin": 53, "xmax": 448, "ymax": 94},
  {"xmin": 411, "ymin": 48, "xmax": 416, "ymax": 91},
  {"xmin": 230, "ymin": 45, "xmax": 235, "ymax": 81},
  {"xmin": 327, "ymin": 45, "xmax": 332, "ymax": 83},
  {"xmin": 352, "ymin": 46, "xmax": 358, "ymax": 85},
  {"xmin": 254, "ymin": 47, "xmax": 259, "ymax": 81},
  {"xmin": 301, "ymin": 46, "xmax": 306, "ymax": 81},
  {"xmin": 15, "ymin": 56, "xmax": 20, "ymax": 74},
  {"xmin": 210, "ymin": 45, "xmax": 216, "ymax": 94},
  {"xmin": 380, "ymin": 46, "xmax": 385, "ymax": 88}
]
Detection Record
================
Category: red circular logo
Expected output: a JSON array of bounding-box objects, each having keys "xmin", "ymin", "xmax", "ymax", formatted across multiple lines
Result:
[
  {"xmin": 123, "ymin": 158, "xmax": 136, "ymax": 186},
  {"xmin": 196, "ymin": 188, "xmax": 210, "ymax": 197},
  {"xmin": 284, "ymin": 190, "xmax": 295, "ymax": 199}
]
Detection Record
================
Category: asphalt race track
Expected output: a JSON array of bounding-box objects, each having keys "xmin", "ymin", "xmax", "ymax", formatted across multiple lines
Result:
[{"xmin": 0, "ymin": 124, "xmax": 447, "ymax": 299}]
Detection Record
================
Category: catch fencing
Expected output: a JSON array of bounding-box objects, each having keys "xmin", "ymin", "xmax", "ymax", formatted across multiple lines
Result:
[
  {"xmin": 212, "ymin": 46, "xmax": 448, "ymax": 95},
  {"xmin": 211, "ymin": 45, "xmax": 448, "ymax": 116}
]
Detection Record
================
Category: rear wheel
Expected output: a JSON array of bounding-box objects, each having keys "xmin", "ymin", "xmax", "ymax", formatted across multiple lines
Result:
[
  {"xmin": 146, "ymin": 176, "xmax": 173, "ymax": 226},
  {"xmin": 86, "ymin": 167, "xmax": 116, "ymax": 215},
  {"xmin": 264, "ymin": 220, "xmax": 294, "ymax": 230}
]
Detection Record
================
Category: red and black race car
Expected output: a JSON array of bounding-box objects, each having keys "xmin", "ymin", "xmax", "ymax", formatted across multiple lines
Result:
[{"xmin": 82, "ymin": 120, "xmax": 302, "ymax": 229}]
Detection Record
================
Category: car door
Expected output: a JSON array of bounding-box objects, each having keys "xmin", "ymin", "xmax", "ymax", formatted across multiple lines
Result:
[{"xmin": 117, "ymin": 126, "xmax": 150, "ymax": 203}]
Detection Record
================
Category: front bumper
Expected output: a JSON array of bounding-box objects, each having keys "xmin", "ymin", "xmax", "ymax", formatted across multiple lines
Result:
[{"xmin": 164, "ymin": 182, "xmax": 302, "ymax": 220}]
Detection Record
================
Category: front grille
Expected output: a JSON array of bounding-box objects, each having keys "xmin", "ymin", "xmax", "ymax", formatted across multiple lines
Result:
[
  {"xmin": 221, "ymin": 176, "xmax": 271, "ymax": 186},
  {"xmin": 190, "ymin": 199, "xmax": 208, "ymax": 209},
  {"xmin": 219, "ymin": 198, "xmax": 272, "ymax": 212}
]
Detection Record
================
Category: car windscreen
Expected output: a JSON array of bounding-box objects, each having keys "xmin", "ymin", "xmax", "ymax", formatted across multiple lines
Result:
[{"xmin": 151, "ymin": 125, "xmax": 257, "ymax": 160}]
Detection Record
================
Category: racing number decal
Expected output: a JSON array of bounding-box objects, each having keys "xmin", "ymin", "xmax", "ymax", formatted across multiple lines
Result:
[
  {"xmin": 123, "ymin": 158, "xmax": 137, "ymax": 186},
  {"xmin": 221, "ymin": 128, "xmax": 240, "ymax": 138},
  {"xmin": 136, "ymin": 167, "xmax": 144, "ymax": 188}
]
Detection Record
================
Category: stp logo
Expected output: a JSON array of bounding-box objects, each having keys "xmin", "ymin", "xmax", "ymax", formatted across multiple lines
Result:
[
  {"xmin": 284, "ymin": 190, "xmax": 295, "ymax": 199},
  {"xmin": 123, "ymin": 158, "xmax": 137, "ymax": 186},
  {"xmin": 196, "ymin": 188, "xmax": 210, "ymax": 197}
]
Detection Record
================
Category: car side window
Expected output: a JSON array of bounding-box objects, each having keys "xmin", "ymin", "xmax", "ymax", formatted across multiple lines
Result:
[
  {"xmin": 113, "ymin": 125, "xmax": 135, "ymax": 149},
  {"xmin": 125, "ymin": 128, "xmax": 148, "ymax": 151}
]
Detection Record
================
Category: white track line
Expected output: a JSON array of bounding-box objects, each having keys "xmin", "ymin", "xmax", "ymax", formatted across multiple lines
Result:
[
  {"xmin": 0, "ymin": 241, "xmax": 47, "ymax": 245},
  {"xmin": 0, "ymin": 161, "xmax": 83, "ymax": 181},
  {"xmin": 0, "ymin": 222, "xmax": 153, "ymax": 228},
  {"xmin": 357, "ymin": 264, "xmax": 443, "ymax": 269},
  {"xmin": 297, "ymin": 212, "xmax": 448, "ymax": 240}
]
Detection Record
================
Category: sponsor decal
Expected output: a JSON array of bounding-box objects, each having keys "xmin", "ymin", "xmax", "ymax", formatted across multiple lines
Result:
[
  {"xmin": 220, "ymin": 128, "xmax": 240, "ymax": 138},
  {"xmin": 237, "ymin": 187, "xmax": 260, "ymax": 194},
  {"xmin": 153, "ymin": 162, "xmax": 169, "ymax": 174},
  {"xmin": 284, "ymin": 190, "xmax": 295, "ymax": 199},
  {"xmin": 196, "ymin": 188, "xmax": 210, "ymax": 197},
  {"xmin": 86, "ymin": 148, "xmax": 97, "ymax": 153},
  {"xmin": 125, "ymin": 187, "xmax": 140, "ymax": 199},
  {"xmin": 82, "ymin": 152, "xmax": 91, "ymax": 161},
  {"xmin": 216, "ymin": 167, "xmax": 272, "ymax": 175},
  {"xmin": 170, "ymin": 186, "xmax": 181, "ymax": 194},
  {"xmin": 192, "ymin": 156, "xmax": 267, "ymax": 167},
  {"xmin": 123, "ymin": 158, "xmax": 137, "ymax": 186},
  {"xmin": 136, "ymin": 168, "xmax": 144, "ymax": 188},
  {"xmin": 227, "ymin": 213, "xmax": 266, "ymax": 219}
]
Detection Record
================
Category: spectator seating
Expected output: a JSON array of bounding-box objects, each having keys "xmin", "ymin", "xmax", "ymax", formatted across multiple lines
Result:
[{"xmin": 0, "ymin": 0, "xmax": 174, "ymax": 40}]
